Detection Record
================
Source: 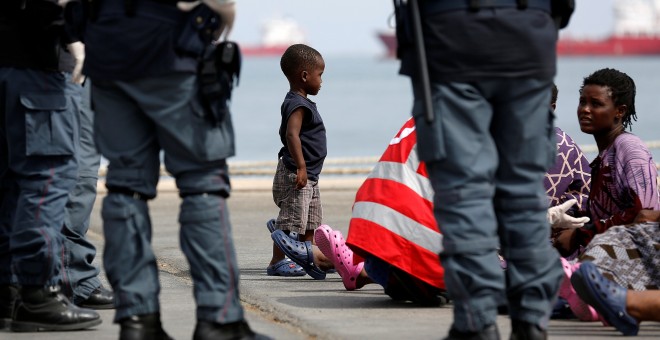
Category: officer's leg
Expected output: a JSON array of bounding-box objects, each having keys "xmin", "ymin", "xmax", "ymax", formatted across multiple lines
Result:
[
  {"xmin": 3, "ymin": 68, "xmax": 101, "ymax": 331},
  {"xmin": 92, "ymin": 79, "xmax": 162, "ymax": 322},
  {"xmin": 60, "ymin": 78, "xmax": 106, "ymax": 306},
  {"xmin": 0, "ymin": 71, "xmax": 15, "ymax": 287},
  {"xmin": 416, "ymin": 81, "xmax": 503, "ymax": 333},
  {"xmin": 491, "ymin": 78, "xmax": 563, "ymax": 327},
  {"xmin": 0, "ymin": 155, "xmax": 18, "ymax": 330},
  {"xmin": 177, "ymin": 186, "xmax": 243, "ymax": 323},
  {"xmin": 6, "ymin": 69, "xmax": 77, "ymax": 288},
  {"xmin": 156, "ymin": 106, "xmax": 242, "ymax": 323},
  {"xmin": 140, "ymin": 72, "xmax": 250, "ymax": 333}
]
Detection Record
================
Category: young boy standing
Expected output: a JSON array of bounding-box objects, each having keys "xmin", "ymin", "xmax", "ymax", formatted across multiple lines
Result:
[{"xmin": 268, "ymin": 44, "xmax": 328, "ymax": 279}]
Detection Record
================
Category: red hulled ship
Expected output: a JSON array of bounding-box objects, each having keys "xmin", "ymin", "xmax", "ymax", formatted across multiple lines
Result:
[{"xmin": 240, "ymin": 16, "xmax": 306, "ymax": 57}]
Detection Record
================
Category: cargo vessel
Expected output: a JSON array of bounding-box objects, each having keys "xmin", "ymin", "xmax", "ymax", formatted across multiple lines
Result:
[{"xmin": 240, "ymin": 17, "xmax": 305, "ymax": 57}]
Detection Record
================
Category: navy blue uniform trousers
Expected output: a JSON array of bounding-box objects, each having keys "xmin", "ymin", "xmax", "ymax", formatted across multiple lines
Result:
[
  {"xmin": 91, "ymin": 72, "xmax": 243, "ymax": 323},
  {"xmin": 60, "ymin": 77, "xmax": 103, "ymax": 302},
  {"xmin": 0, "ymin": 68, "xmax": 78, "ymax": 287},
  {"xmin": 414, "ymin": 79, "xmax": 563, "ymax": 332}
]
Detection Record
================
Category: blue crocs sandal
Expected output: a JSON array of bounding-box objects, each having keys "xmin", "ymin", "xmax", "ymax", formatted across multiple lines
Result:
[
  {"xmin": 266, "ymin": 258, "xmax": 305, "ymax": 277},
  {"xmin": 570, "ymin": 261, "xmax": 639, "ymax": 336},
  {"xmin": 266, "ymin": 219, "xmax": 299, "ymax": 241},
  {"xmin": 271, "ymin": 230, "xmax": 326, "ymax": 280},
  {"xmin": 266, "ymin": 218, "xmax": 276, "ymax": 233}
]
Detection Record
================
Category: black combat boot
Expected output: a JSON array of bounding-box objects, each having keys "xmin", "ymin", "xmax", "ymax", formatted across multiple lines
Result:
[
  {"xmin": 75, "ymin": 285, "xmax": 115, "ymax": 310},
  {"xmin": 119, "ymin": 313, "xmax": 173, "ymax": 340},
  {"xmin": 444, "ymin": 323, "xmax": 501, "ymax": 340},
  {"xmin": 193, "ymin": 320, "xmax": 272, "ymax": 340},
  {"xmin": 11, "ymin": 285, "xmax": 101, "ymax": 332},
  {"xmin": 0, "ymin": 285, "xmax": 18, "ymax": 330},
  {"xmin": 509, "ymin": 320, "xmax": 547, "ymax": 340}
]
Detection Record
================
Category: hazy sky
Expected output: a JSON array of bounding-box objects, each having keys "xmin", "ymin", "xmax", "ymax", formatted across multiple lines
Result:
[{"xmin": 231, "ymin": 0, "xmax": 615, "ymax": 57}]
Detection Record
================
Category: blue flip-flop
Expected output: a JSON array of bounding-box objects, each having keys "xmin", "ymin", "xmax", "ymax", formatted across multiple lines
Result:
[
  {"xmin": 570, "ymin": 261, "xmax": 639, "ymax": 336},
  {"xmin": 266, "ymin": 218, "xmax": 299, "ymax": 241},
  {"xmin": 266, "ymin": 258, "xmax": 305, "ymax": 277},
  {"xmin": 271, "ymin": 230, "xmax": 326, "ymax": 280}
]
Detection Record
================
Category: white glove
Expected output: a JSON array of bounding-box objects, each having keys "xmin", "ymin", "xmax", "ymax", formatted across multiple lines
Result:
[
  {"xmin": 67, "ymin": 42, "xmax": 86, "ymax": 85},
  {"xmin": 547, "ymin": 199, "xmax": 590, "ymax": 229},
  {"xmin": 177, "ymin": 0, "xmax": 236, "ymax": 42}
]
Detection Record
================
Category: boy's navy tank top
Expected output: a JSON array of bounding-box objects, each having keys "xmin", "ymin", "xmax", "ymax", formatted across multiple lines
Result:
[{"xmin": 278, "ymin": 92, "xmax": 327, "ymax": 181}]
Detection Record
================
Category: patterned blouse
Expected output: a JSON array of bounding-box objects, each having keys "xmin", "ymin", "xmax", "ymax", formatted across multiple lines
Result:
[
  {"xmin": 544, "ymin": 127, "xmax": 591, "ymax": 211},
  {"xmin": 576, "ymin": 132, "xmax": 660, "ymax": 246}
]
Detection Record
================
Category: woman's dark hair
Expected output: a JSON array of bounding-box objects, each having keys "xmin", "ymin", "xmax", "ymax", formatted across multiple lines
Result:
[
  {"xmin": 581, "ymin": 68, "xmax": 637, "ymax": 130},
  {"xmin": 280, "ymin": 44, "xmax": 322, "ymax": 79}
]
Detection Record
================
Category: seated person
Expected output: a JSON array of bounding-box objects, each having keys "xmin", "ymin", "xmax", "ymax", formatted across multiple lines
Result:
[
  {"xmin": 570, "ymin": 210, "xmax": 660, "ymax": 336},
  {"xmin": 554, "ymin": 69, "xmax": 659, "ymax": 322},
  {"xmin": 554, "ymin": 68, "xmax": 659, "ymax": 257}
]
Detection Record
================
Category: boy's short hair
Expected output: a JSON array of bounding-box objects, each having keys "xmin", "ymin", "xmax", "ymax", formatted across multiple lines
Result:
[{"xmin": 280, "ymin": 44, "xmax": 322, "ymax": 79}]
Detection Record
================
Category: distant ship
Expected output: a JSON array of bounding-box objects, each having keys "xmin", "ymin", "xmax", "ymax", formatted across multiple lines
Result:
[
  {"xmin": 376, "ymin": 31, "xmax": 397, "ymax": 59},
  {"xmin": 558, "ymin": 0, "xmax": 660, "ymax": 56},
  {"xmin": 240, "ymin": 17, "xmax": 306, "ymax": 57},
  {"xmin": 377, "ymin": 0, "xmax": 660, "ymax": 58}
]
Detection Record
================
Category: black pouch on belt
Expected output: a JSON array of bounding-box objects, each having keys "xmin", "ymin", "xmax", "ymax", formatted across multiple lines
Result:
[{"xmin": 198, "ymin": 40, "xmax": 241, "ymax": 126}]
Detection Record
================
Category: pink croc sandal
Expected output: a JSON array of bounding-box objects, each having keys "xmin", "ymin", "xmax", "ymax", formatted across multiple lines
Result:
[
  {"xmin": 559, "ymin": 258, "xmax": 599, "ymax": 321},
  {"xmin": 315, "ymin": 227, "xmax": 363, "ymax": 291}
]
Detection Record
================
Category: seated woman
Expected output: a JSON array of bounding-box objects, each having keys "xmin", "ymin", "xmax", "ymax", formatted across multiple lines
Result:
[
  {"xmin": 555, "ymin": 68, "xmax": 659, "ymax": 256},
  {"xmin": 554, "ymin": 68, "xmax": 660, "ymax": 321}
]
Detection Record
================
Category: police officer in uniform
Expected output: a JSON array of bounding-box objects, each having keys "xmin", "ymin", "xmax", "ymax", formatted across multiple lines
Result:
[
  {"xmin": 395, "ymin": 0, "xmax": 571, "ymax": 339},
  {"xmin": 81, "ymin": 0, "xmax": 269, "ymax": 338},
  {"xmin": 0, "ymin": 0, "xmax": 102, "ymax": 332}
]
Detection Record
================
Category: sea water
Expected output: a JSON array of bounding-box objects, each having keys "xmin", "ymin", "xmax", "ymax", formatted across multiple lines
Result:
[{"xmin": 231, "ymin": 56, "xmax": 660, "ymax": 163}]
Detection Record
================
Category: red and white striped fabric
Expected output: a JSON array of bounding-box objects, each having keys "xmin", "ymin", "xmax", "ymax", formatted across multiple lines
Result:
[{"xmin": 346, "ymin": 118, "xmax": 445, "ymax": 289}]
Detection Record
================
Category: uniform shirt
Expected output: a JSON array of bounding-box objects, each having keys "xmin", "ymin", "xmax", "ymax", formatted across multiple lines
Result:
[
  {"xmin": 278, "ymin": 92, "xmax": 327, "ymax": 181},
  {"xmin": 82, "ymin": 0, "xmax": 196, "ymax": 80},
  {"xmin": 399, "ymin": 5, "xmax": 557, "ymax": 82}
]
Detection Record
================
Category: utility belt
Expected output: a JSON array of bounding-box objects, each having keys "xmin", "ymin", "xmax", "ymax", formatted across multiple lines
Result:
[
  {"xmin": 420, "ymin": 0, "xmax": 575, "ymax": 29},
  {"xmin": 83, "ymin": 0, "xmax": 194, "ymax": 21},
  {"xmin": 421, "ymin": 0, "xmax": 551, "ymax": 14}
]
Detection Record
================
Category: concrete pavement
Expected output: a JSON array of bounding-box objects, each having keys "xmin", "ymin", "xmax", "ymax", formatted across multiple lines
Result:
[{"xmin": 4, "ymin": 176, "xmax": 660, "ymax": 340}]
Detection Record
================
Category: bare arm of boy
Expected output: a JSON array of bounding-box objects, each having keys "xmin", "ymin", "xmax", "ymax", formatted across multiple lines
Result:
[{"xmin": 286, "ymin": 108, "xmax": 307, "ymax": 189}]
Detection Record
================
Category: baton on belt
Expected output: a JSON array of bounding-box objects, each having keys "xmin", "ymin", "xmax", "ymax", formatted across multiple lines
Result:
[{"xmin": 408, "ymin": 0, "xmax": 434, "ymax": 124}]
